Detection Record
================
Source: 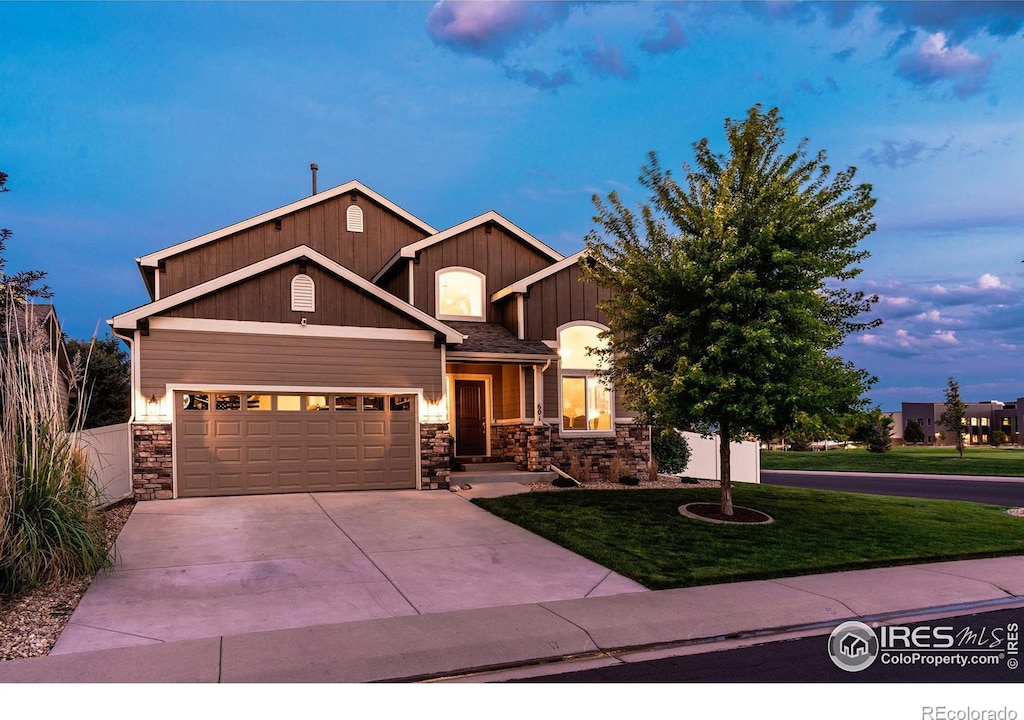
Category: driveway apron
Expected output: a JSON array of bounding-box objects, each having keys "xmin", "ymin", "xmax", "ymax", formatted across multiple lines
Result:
[{"xmin": 51, "ymin": 491, "xmax": 646, "ymax": 654}]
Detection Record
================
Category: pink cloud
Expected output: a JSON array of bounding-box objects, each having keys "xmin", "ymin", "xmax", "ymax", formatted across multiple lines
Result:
[
  {"xmin": 426, "ymin": 1, "xmax": 570, "ymax": 59},
  {"xmin": 896, "ymin": 32, "xmax": 994, "ymax": 99}
]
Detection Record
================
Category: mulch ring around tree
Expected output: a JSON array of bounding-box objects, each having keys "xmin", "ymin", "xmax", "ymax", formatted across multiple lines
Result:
[{"xmin": 679, "ymin": 502, "xmax": 774, "ymax": 525}]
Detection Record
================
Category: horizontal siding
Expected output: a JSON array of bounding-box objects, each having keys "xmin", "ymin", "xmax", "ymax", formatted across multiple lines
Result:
[
  {"xmin": 164, "ymin": 264, "xmax": 420, "ymax": 330},
  {"xmin": 500, "ymin": 365, "xmax": 521, "ymax": 421},
  {"xmin": 140, "ymin": 329, "xmax": 442, "ymax": 398},
  {"xmin": 161, "ymin": 192, "xmax": 428, "ymax": 296}
]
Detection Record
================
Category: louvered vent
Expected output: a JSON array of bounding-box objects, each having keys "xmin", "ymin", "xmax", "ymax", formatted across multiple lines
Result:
[
  {"xmin": 291, "ymin": 274, "xmax": 315, "ymax": 312},
  {"xmin": 346, "ymin": 204, "xmax": 364, "ymax": 233}
]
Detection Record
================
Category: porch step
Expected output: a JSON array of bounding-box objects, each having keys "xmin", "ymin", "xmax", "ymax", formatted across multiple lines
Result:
[
  {"xmin": 455, "ymin": 461, "xmax": 517, "ymax": 472},
  {"xmin": 450, "ymin": 470, "xmax": 558, "ymax": 486}
]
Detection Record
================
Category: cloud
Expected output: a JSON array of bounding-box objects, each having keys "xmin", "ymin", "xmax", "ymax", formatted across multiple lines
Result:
[
  {"xmin": 832, "ymin": 47, "xmax": 856, "ymax": 62},
  {"xmin": 425, "ymin": 1, "xmax": 571, "ymax": 59},
  {"xmin": 860, "ymin": 136, "xmax": 953, "ymax": 169},
  {"xmin": 896, "ymin": 32, "xmax": 994, "ymax": 99},
  {"xmin": 580, "ymin": 37, "xmax": 637, "ymax": 79},
  {"xmin": 640, "ymin": 13, "xmax": 688, "ymax": 55},
  {"xmin": 874, "ymin": 1, "xmax": 1024, "ymax": 42},
  {"xmin": 798, "ymin": 76, "xmax": 839, "ymax": 96},
  {"xmin": 502, "ymin": 64, "xmax": 574, "ymax": 90},
  {"xmin": 977, "ymin": 272, "xmax": 1005, "ymax": 289}
]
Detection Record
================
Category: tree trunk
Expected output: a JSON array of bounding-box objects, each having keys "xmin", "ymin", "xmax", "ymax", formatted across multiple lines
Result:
[{"xmin": 719, "ymin": 419, "xmax": 734, "ymax": 516}]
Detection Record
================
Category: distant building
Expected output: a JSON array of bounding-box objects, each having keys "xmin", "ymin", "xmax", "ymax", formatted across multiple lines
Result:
[{"xmin": 900, "ymin": 398, "xmax": 1022, "ymax": 446}]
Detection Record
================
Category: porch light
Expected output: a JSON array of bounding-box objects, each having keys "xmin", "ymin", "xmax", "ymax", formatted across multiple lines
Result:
[{"xmin": 146, "ymin": 394, "xmax": 160, "ymax": 418}]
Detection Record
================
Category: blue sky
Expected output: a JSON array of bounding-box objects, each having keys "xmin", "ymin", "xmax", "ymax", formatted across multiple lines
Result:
[{"xmin": 1, "ymin": 1, "xmax": 1021, "ymax": 410}]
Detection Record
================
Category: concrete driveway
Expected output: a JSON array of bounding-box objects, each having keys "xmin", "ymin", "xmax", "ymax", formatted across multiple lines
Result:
[{"xmin": 52, "ymin": 490, "xmax": 646, "ymax": 654}]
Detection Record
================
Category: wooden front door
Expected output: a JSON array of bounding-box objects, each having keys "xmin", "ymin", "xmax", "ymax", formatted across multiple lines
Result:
[{"xmin": 454, "ymin": 380, "xmax": 487, "ymax": 456}]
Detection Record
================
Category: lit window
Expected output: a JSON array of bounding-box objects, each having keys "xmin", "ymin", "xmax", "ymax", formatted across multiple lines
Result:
[
  {"xmin": 436, "ymin": 268, "xmax": 485, "ymax": 320},
  {"xmin": 291, "ymin": 274, "xmax": 315, "ymax": 312},
  {"xmin": 346, "ymin": 205, "xmax": 364, "ymax": 233},
  {"xmin": 558, "ymin": 323, "xmax": 612, "ymax": 432}
]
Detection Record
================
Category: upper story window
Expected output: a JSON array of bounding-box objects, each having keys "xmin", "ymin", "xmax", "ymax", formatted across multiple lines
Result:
[
  {"xmin": 346, "ymin": 204, "xmax": 364, "ymax": 233},
  {"xmin": 558, "ymin": 323, "xmax": 612, "ymax": 433},
  {"xmin": 291, "ymin": 273, "xmax": 315, "ymax": 312},
  {"xmin": 436, "ymin": 267, "xmax": 485, "ymax": 321}
]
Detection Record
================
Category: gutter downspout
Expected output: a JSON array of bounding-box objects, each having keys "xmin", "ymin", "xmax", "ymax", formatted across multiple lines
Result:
[{"xmin": 533, "ymin": 358, "xmax": 551, "ymax": 427}]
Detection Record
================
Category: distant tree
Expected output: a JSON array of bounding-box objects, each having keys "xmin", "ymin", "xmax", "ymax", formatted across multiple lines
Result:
[
  {"xmin": 904, "ymin": 419, "xmax": 925, "ymax": 444},
  {"xmin": 66, "ymin": 334, "xmax": 131, "ymax": 429},
  {"xmin": 938, "ymin": 377, "xmax": 967, "ymax": 459},
  {"xmin": 583, "ymin": 105, "xmax": 878, "ymax": 516},
  {"xmin": 0, "ymin": 171, "xmax": 51, "ymax": 308},
  {"xmin": 990, "ymin": 430, "xmax": 1007, "ymax": 447},
  {"xmin": 851, "ymin": 408, "xmax": 893, "ymax": 453}
]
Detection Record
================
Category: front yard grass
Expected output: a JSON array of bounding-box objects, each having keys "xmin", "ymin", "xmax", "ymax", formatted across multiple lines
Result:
[
  {"xmin": 472, "ymin": 485, "xmax": 1024, "ymax": 590},
  {"xmin": 760, "ymin": 445, "xmax": 1024, "ymax": 477}
]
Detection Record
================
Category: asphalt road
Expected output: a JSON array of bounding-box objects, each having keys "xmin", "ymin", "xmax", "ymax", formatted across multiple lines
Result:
[
  {"xmin": 762, "ymin": 470, "xmax": 1024, "ymax": 506},
  {"xmin": 515, "ymin": 607, "xmax": 1024, "ymax": 683}
]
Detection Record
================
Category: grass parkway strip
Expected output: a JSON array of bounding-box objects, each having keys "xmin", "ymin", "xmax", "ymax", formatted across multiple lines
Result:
[{"xmin": 759, "ymin": 446, "xmax": 1024, "ymax": 477}]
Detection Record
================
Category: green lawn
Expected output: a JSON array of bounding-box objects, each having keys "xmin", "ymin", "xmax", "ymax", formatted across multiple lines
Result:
[
  {"xmin": 760, "ymin": 445, "xmax": 1024, "ymax": 477},
  {"xmin": 472, "ymin": 485, "xmax": 1024, "ymax": 590}
]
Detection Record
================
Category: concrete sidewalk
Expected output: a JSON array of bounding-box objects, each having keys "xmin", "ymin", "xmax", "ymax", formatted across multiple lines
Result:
[{"xmin": 2, "ymin": 555, "xmax": 1022, "ymax": 683}]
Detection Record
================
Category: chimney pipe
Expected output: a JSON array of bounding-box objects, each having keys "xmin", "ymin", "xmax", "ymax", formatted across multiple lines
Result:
[{"xmin": 310, "ymin": 163, "xmax": 318, "ymax": 195}]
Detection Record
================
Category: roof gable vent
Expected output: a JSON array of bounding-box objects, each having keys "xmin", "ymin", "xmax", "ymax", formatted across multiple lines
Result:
[
  {"xmin": 291, "ymin": 273, "xmax": 315, "ymax": 312},
  {"xmin": 346, "ymin": 204, "xmax": 364, "ymax": 233}
]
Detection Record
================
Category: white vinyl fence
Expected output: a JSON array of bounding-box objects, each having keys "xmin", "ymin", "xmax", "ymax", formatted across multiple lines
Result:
[
  {"xmin": 77, "ymin": 422, "xmax": 132, "ymax": 505},
  {"xmin": 680, "ymin": 431, "xmax": 761, "ymax": 483}
]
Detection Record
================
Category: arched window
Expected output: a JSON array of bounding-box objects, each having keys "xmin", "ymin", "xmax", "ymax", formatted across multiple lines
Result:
[
  {"xmin": 436, "ymin": 267, "xmax": 485, "ymax": 321},
  {"xmin": 291, "ymin": 274, "xmax": 315, "ymax": 312},
  {"xmin": 558, "ymin": 323, "xmax": 612, "ymax": 432},
  {"xmin": 346, "ymin": 204, "xmax": 364, "ymax": 233}
]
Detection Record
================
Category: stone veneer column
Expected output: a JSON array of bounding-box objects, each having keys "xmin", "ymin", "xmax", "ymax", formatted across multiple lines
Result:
[
  {"xmin": 420, "ymin": 422, "xmax": 452, "ymax": 489},
  {"xmin": 525, "ymin": 424, "xmax": 552, "ymax": 472},
  {"xmin": 132, "ymin": 423, "xmax": 173, "ymax": 501}
]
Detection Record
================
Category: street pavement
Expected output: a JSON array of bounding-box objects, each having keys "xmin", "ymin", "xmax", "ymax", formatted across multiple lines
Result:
[{"xmin": 762, "ymin": 469, "xmax": 1024, "ymax": 505}]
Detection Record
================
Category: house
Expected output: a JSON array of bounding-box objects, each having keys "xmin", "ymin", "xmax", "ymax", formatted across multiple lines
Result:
[
  {"xmin": 901, "ymin": 399, "xmax": 1022, "ymax": 446},
  {"xmin": 110, "ymin": 180, "xmax": 650, "ymax": 500},
  {"xmin": 4, "ymin": 302, "xmax": 76, "ymax": 412}
]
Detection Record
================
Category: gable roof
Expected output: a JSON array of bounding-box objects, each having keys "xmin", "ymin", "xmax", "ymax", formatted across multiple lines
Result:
[
  {"xmin": 111, "ymin": 245, "xmax": 464, "ymax": 344},
  {"xmin": 372, "ymin": 211, "xmax": 564, "ymax": 283},
  {"xmin": 136, "ymin": 180, "xmax": 438, "ymax": 270},
  {"xmin": 490, "ymin": 249, "xmax": 589, "ymax": 302}
]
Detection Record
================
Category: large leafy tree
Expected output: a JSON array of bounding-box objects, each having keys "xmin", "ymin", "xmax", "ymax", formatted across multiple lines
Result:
[
  {"xmin": 938, "ymin": 376, "xmax": 967, "ymax": 459},
  {"xmin": 66, "ymin": 334, "xmax": 131, "ymax": 429},
  {"xmin": 584, "ymin": 105, "xmax": 878, "ymax": 516}
]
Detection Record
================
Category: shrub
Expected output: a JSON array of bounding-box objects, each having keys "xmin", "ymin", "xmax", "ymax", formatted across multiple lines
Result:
[
  {"xmin": 618, "ymin": 475, "xmax": 640, "ymax": 486},
  {"xmin": 552, "ymin": 476, "xmax": 577, "ymax": 488},
  {"xmin": 1, "ymin": 293, "xmax": 110, "ymax": 595},
  {"xmin": 652, "ymin": 427, "xmax": 691, "ymax": 474},
  {"xmin": 990, "ymin": 430, "xmax": 1007, "ymax": 447},
  {"xmin": 608, "ymin": 456, "xmax": 623, "ymax": 484},
  {"xmin": 904, "ymin": 420, "xmax": 925, "ymax": 445}
]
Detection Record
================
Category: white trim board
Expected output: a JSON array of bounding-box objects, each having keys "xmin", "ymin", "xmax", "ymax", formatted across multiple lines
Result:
[
  {"xmin": 147, "ymin": 317, "xmax": 437, "ymax": 343},
  {"xmin": 138, "ymin": 180, "xmax": 437, "ymax": 268},
  {"xmin": 111, "ymin": 245, "xmax": 465, "ymax": 344},
  {"xmin": 373, "ymin": 211, "xmax": 564, "ymax": 283},
  {"xmin": 491, "ymin": 249, "xmax": 589, "ymax": 301}
]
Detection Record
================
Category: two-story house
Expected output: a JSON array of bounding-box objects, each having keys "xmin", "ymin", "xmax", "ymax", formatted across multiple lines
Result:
[{"xmin": 110, "ymin": 180, "xmax": 650, "ymax": 500}]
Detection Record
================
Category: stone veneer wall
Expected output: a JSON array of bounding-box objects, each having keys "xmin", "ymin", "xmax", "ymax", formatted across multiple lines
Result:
[
  {"xmin": 550, "ymin": 422, "xmax": 650, "ymax": 482},
  {"xmin": 491, "ymin": 424, "xmax": 526, "ymax": 466},
  {"xmin": 132, "ymin": 423, "xmax": 173, "ymax": 501},
  {"xmin": 420, "ymin": 422, "xmax": 452, "ymax": 489}
]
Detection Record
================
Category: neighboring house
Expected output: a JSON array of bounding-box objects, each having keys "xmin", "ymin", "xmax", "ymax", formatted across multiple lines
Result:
[
  {"xmin": 110, "ymin": 181, "xmax": 650, "ymax": 500},
  {"xmin": 901, "ymin": 399, "xmax": 1022, "ymax": 447},
  {"xmin": 4, "ymin": 302, "xmax": 75, "ymax": 411}
]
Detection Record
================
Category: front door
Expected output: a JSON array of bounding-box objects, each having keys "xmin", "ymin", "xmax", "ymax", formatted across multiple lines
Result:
[{"xmin": 454, "ymin": 380, "xmax": 487, "ymax": 456}]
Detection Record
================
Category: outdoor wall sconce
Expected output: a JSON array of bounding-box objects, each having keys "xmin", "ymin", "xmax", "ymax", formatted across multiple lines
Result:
[{"xmin": 147, "ymin": 394, "xmax": 159, "ymax": 416}]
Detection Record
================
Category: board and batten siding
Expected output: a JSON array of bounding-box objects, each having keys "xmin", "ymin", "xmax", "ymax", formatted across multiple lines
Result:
[
  {"xmin": 138, "ymin": 329, "xmax": 444, "ymax": 400},
  {"xmin": 522, "ymin": 263, "xmax": 611, "ymax": 342},
  {"xmin": 412, "ymin": 225, "xmax": 553, "ymax": 323},
  {"xmin": 163, "ymin": 264, "xmax": 421, "ymax": 330},
  {"xmin": 160, "ymin": 192, "xmax": 429, "ymax": 297}
]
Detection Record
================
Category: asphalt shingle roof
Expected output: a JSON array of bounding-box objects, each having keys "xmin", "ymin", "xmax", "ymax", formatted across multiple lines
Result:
[{"xmin": 446, "ymin": 321, "xmax": 556, "ymax": 357}]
